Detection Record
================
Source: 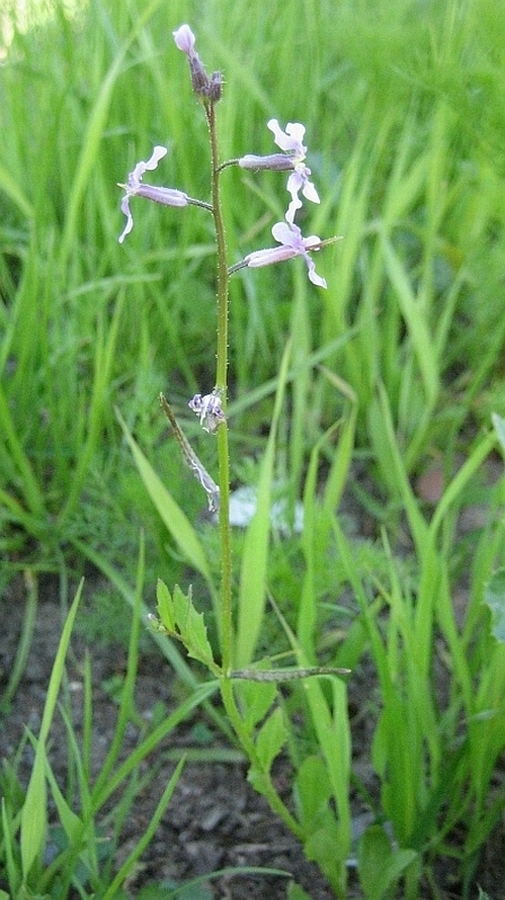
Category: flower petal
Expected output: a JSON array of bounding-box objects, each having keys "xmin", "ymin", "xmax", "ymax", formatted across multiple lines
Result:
[
  {"xmin": 272, "ymin": 220, "xmax": 301, "ymax": 248},
  {"xmin": 118, "ymin": 196, "xmax": 133, "ymax": 244},
  {"xmin": 301, "ymin": 177, "xmax": 320, "ymax": 204},
  {"xmin": 306, "ymin": 259, "xmax": 327, "ymax": 288},
  {"xmin": 129, "ymin": 146, "xmax": 168, "ymax": 188},
  {"xmin": 173, "ymin": 24, "xmax": 196, "ymax": 57},
  {"xmin": 267, "ymin": 119, "xmax": 306, "ymax": 157}
]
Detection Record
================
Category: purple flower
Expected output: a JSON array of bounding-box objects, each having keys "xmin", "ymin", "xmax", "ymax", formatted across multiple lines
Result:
[
  {"xmin": 267, "ymin": 119, "xmax": 320, "ymax": 223},
  {"xmin": 244, "ymin": 221, "xmax": 327, "ymax": 288},
  {"xmin": 172, "ymin": 24, "xmax": 196, "ymax": 58},
  {"xmin": 118, "ymin": 146, "xmax": 188, "ymax": 243},
  {"xmin": 188, "ymin": 390, "xmax": 226, "ymax": 433},
  {"xmin": 267, "ymin": 119, "xmax": 307, "ymax": 156},
  {"xmin": 173, "ymin": 23, "xmax": 222, "ymax": 102}
]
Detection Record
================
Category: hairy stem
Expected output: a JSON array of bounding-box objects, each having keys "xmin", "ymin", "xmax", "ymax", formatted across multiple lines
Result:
[
  {"xmin": 205, "ymin": 100, "xmax": 302, "ymax": 845},
  {"xmin": 206, "ymin": 101, "xmax": 233, "ymax": 673}
]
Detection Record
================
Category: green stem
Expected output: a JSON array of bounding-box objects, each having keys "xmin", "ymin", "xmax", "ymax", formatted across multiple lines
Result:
[
  {"xmin": 206, "ymin": 101, "xmax": 233, "ymax": 673},
  {"xmin": 205, "ymin": 101, "xmax": 302, "ymax": 845},
  {"xmin": 220, "ymin": 678, "xmax": 304, "ymax": 840}
]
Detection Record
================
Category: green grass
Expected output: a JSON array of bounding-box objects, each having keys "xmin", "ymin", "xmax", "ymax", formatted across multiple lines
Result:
[{"xmin": 2, "ymin": 0, "xmax": 505, "ymax": 897}]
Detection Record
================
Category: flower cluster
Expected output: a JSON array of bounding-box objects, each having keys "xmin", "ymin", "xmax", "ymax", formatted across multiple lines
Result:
[
  {"xmin": 117, "ymin": 24, "xmax": 336, "ymax": 440},
  {"xmin": 118, "ymin": 23, "xmax": 330, "ymax": 287},
  {"xmin": 173, "ymin": 24, "xmax": 223, "ymax": 103},
  {"xmin": 238, "ymin": 117, "xmax": 326, "ymax": 287}
]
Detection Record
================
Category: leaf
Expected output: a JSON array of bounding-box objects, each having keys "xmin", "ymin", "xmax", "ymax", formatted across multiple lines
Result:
[
  {"xmin": 173, "ymin": 585, "xmax": 215, "ymax": 668},
  {"xmin": 254, "ymin": 707, "xmax": 286, "ymax": 772},
  {"xmin": 492, "ymin": 412, "xmax": 505, "ymax": 457},
  {"xmin": 358, "ymin": 824, "xmax": 418, "ymax": 900},
  {"xmin": 117, "ymin": 410, "xmax": 214, "ymax": 589},
  {"xmin": 44, "ymin": 758, "xmax": 84, "ymax": 848},
  {"xmin": 235, "ymin": 677, "xmax": 277, "ymax": 731},
  {"xmin": 381, "ymin": 235, "xmax": 439, "ymax": 407},
  {"xmin": 484, "ymin": 569, "xmax": 505, "ymax": 642},
  {"xmin": 294, "ymin": 755, "xmax": 331, "ymax": 827},
  {"xmin": 287, "ymin": 882, "xmax": 314, "ymax": 900},
  {"xmin": 155, "ymin": 581, "xmax": 215, "ymax": 670},
  {"xmin": 156, "ymin": 578, "xmax": 176, "ymax": 632},
  {"xmin": 236, "ymin": 341, "xmax": 292, "ymax": 667},
  {"xmin": 21, "ymin": 582, "xmax": 82, "ymax": 879}
]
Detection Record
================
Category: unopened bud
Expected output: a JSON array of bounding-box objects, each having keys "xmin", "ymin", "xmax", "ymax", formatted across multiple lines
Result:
[
  {"xmin": 208, "ymin": 71, "xmax": 223, "ymax": 103},
  {"xmin": 189, "ymin": 55, "xmax": 210, "ymax": 96},
  {"xmin": 173, "ymin": 23, "xmax": 222, "ymax": 104}
]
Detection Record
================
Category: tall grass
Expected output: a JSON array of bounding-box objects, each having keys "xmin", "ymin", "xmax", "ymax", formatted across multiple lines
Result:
[
  {"xmin": 2, "ymin": 0, "xmax": 505, "ymax": 897},
  {"xmin": 2, "ymin": 0, "xmax": 505, "ymax": 570}
]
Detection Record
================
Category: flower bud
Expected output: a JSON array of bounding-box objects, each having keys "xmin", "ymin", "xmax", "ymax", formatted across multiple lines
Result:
[{"xmin": 173, "ymin": 23, "xmax": 222, "ymax": 104}]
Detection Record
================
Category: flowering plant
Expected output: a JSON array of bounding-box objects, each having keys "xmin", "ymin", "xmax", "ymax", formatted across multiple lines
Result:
[{"xmin": 118, "ymin": 24, "xmax": 349, "ymax": 898}]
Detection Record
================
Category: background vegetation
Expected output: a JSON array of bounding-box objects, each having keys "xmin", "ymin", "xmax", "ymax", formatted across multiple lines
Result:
[{"xmin": 1, "ymin": 0, "xmax": 505, "ymax": 897}]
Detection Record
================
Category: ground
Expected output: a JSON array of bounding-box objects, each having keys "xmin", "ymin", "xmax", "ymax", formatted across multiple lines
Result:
[{"xmin": 1, "ymin": 569, "xmax": 504, "ymax": 900}]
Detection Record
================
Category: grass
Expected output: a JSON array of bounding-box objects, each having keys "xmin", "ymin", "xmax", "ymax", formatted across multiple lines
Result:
[{"xmin": 1, "ymin": 0, "xmax": 505, "ymax": 897}]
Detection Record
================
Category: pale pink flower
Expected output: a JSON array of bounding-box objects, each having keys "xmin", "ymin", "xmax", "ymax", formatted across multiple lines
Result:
[
  {"xmin": 173, "ymin": 23, "xmax": 222, "ymax": 102},
  {"xmin": 118, "ymin": 146, "xmax": 188, "ymax": 243},
  {"xmin": 244, "ymin": 221, "xmax": 327, "ymax": 288},
  {"xmin": 172, "ymin": 24, "xmax": 196, "ymax": 58},
  {"xmin": 267, "ymin": 119, "xmax": 320, "ymax": 223}
]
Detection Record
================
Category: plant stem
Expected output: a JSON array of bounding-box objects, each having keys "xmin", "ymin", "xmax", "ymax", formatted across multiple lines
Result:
[
  {"xmin": 206, "ymin": 101, "xmax": 233, "ymax": 673},
  {"xmin": 204, "ymin": 101, "xmax": 304, "ymax": 844},
  {"xmin": 220, "ymin": 677, "xmax": 304, "ymax": 840}
]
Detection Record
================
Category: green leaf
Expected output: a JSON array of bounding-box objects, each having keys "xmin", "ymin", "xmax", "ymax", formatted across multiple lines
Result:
[
  {"xmin": 294, "ymin": 755, "xmax": 331, "ymax": 827},
  {"xmin": 237, "ymin": 677, "xmax": 277, "ymax": 731},
  {"xmin": 21, "ymin": 582, "xmax": 82, "ymax": 879},
  {"xmin": 45, "ymin": 762, "xmax": 84, "ymax": 846},
  {"xmin": 156, "ymin": 578, "xmax": 176, "ymax": 632},
  {"xmin": 154, "ymin": 581, "xmax": 215, "ymax": 669},
  {"xmin": 381, "ymin": 235, "xmax": 439, "ymax": 408},
  {"xmin": 287, "ymin": 882, "xmax": 314, "ymax": 900},
  {"xmin": 19, "ymin": 757, "xmax": 47, "ymax": 875},
  {"xmin": 303, "ymin": 815, "xmax": 342, "ymax": 891},
  {"xmin": 358, "ymin": 825, "xmax": 418, "ymax": 900},
  {"xmin": 173, "ymin": 584, "xmax": 215, "ymax": 668},
  {"xmin": 117, "ymin": 410, "xmax": 214, "ymax": 589},
  {"xmin": 484, "ymin": 569, "xmax": 505, "ymax": 642},
  {"xmin": 254, "ymin": 707, "xmax": 286, "ymax": 772},
  {"xmin": 1, "ymin": 795, "xmax": 19, "ymax": 895},
  {"xmin": 236, "ymin": 341, "xmax": 292, "ymax": 667},
  {"xmin": 492, "ymin": 412, "xmax": 505, "ymax": 457}
]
